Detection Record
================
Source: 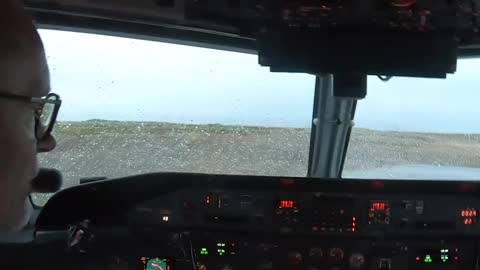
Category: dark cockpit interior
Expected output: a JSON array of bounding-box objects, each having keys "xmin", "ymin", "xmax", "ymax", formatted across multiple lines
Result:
[{"xmin": 2, "ymin": 0, "xmax": 480, "ymax": 270}]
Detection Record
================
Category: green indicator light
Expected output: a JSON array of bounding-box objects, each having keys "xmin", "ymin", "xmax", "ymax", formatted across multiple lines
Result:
[
  {"xmin": 424, "ymin": 255, "xmax": 432, "ymax": 263},
  {"xmin": 200, "ymin": 248, "xmax": 209, "ymax": 255}
]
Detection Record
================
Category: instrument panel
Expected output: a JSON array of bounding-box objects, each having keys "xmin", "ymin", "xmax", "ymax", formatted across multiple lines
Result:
[
  {"xmin": 35, "ymin": 174, "xmax": 480, "ymax": 270},
  {"xmin": 128, "ymin": 186, "xmax": 480, "ymax": 269},
  {"xmin": 131, "ymin": 190, "xmax": 480, "ymax": 236}
]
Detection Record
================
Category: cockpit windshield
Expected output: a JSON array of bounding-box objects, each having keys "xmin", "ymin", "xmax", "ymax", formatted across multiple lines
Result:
[
  {"xmin": 35, "ymin": 29, "xmax": 480, "ymax": 205},
  {"xmin": 344, "ymin": 60, "xmax": 480, "ymax": 180},
  {"xmin": 35, "ymin": 29, "xmax": 315, "ymax": 205}
]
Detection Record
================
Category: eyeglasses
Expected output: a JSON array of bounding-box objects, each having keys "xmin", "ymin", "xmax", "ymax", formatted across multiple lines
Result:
[{"xmin": 0, "ymin": 92, "xmax": 62, "ymax": 139}]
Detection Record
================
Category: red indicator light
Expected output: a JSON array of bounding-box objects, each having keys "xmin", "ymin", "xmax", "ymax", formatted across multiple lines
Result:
[
  {"xmin": 454, "ymin": 256, "xmax": 459, "ymax": 261},
  {"xmin": 416, "ymin": 257, "xmax": 421, "ymax": 261},
  {"xmin": 353, "ymin": 217, "xmax": 356, "ymax": 222},
  {"xmin": 372, "ymin": 202, "xmax": 386, "ymax": 211},
  {"xmin": 278, "ymin": 200, "xmax": 295, "ymax": 209},
  {"xmin": 391, "ymin": 0, "xmax": 416, "ymax": 8},
  {"xmin": 461, "ymin": 211, "xmax": 466, "ymax": 217},
  {"xmin": 474, "ymin": 210, "xmax": 477, "ymax": 216},
  {"xmin": 352, "ymin": 227, "xmax": 355, "ymax": 232},
  {"xmin": 206, "ymin": 196, "xmax": 210, "ymax": 204},
  {"xmin": 464, "ymin": 218, "xmax": 473, "ymax": 225}
]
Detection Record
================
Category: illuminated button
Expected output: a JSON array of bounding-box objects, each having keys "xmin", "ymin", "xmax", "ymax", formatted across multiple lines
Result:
[{"xmin": 205, "ymin": 195, "xmax": 211, "ymax": 205}]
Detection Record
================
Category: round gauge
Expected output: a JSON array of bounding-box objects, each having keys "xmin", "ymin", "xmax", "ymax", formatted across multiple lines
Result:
[
  {"xmin": 328, "ymin": 248, "xmax": 345, "ymax": 261},
  {"xmin": 146, "ymin": 258, "xmax": 167, "ymax": 270}
]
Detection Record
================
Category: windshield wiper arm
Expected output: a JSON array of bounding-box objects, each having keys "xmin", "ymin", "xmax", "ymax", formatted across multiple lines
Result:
[{"xmin": 80, "ymin": 176, "xmax": 108, "ymax": 185}]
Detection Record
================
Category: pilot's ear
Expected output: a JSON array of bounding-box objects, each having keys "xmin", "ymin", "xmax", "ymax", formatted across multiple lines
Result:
[{"xmin": 37, "ymin": 133, "xmax": 57, "ymax": 153}]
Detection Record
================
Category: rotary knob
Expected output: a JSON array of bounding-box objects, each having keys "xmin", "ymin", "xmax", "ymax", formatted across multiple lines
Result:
[{"xmin": 349, "ymin": 253, "xmax": 366, "ymax": 269}]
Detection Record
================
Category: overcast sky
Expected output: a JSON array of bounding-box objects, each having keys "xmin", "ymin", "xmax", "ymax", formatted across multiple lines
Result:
[{"xmin": 39, "ymin": 29, "xmax": 480, "ymax": 134}]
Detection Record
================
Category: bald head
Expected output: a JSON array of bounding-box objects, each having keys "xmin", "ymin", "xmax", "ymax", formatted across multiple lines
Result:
[
  {"xmin": 0, "ymin": 0, "xmax": 50, "ymax": 97},
  {"xmin": 0, "ymin": 0, "xmax": 55, "ymax": 231}
]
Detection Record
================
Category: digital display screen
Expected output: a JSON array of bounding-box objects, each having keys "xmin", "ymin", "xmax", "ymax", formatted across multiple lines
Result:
[
  {"xmin": 278, "ymin": 200, "xmax": 295, "ymax": 209},
  {"xmin": 141, "ymin": 257, "xmax": 172, "ymax": 270},
  {"xmin": 372, "ymin": 202, "xmax": 386, "ymax": 211}
]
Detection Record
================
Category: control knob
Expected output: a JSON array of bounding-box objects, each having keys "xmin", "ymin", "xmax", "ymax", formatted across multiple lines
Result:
[{"xmin": 349, "ymin": 253, "xmax": 366, "ymax": 269}]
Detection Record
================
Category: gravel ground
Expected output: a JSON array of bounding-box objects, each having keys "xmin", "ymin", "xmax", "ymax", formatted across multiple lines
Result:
[{"xmin": 33, "ymin": 121, "xmax": 480, "ymax": 205}]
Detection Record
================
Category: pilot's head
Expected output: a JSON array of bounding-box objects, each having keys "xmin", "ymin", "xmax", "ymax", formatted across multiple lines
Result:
[{"xmin": 0, "ymin": 0, "xmax": 56, "ymax": 231}]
